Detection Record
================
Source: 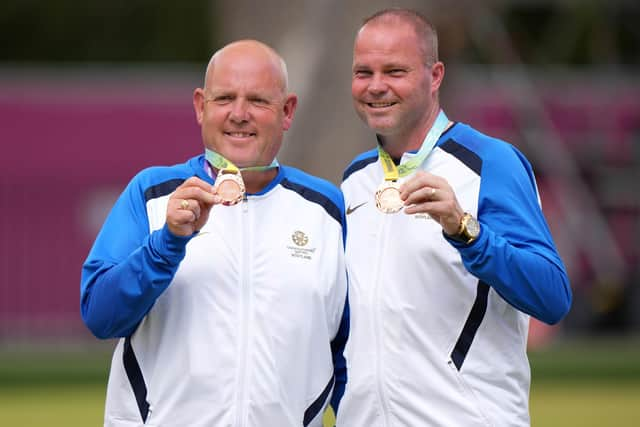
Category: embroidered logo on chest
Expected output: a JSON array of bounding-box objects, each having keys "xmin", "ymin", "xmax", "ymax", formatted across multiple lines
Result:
[
  {"xmin": 291, "ymin": 230, "xmax": 309, "ymax": 246},
  {"xmin": 287, "ymin": 230, "xmax": 316, "ymax": 260}
]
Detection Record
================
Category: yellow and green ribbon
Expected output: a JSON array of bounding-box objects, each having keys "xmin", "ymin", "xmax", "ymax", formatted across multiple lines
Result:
[
  {"xmin": 205, "ymin": 148, "xmax": 279, "ymax": 174},
  {"xmin": 378, "ymin": 110, "xmax": 450, "ymax": 181}
]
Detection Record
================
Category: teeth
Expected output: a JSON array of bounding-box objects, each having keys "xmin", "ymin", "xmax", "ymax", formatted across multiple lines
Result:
[
  {"xmin": 368, "ymin": 102, "xmax": 394, "ymax": 108},
  {"xmin": 227, "ymin": 132, "xmax": 254, "ymax": 137}
]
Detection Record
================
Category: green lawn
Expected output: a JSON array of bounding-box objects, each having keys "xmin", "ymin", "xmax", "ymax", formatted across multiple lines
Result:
[
  {"xmin": 1, "ymin": 339, "xmax": 638, "ymax": 426},
  {"xmin": 528, "ymin": 338, "xmax": 640, "ymax": 427},
  {"xmin": 530, "ymin": 382, "xmax": 640, "ymax": 426},
  {"xmin": 0, "ymin": 384, "xmax": 105, "ymax": 426}
]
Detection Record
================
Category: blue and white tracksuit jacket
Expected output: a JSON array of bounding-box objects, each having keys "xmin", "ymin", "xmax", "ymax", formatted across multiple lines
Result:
[
  {"xmin": 337, "ymin": 123, "xmax": 571, "ymax": 427},
  {"xmin": 81, "ymin": 155, "xmax": 349, "ymax": 427}
]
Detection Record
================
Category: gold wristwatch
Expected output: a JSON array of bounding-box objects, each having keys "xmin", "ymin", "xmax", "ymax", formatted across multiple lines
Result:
[{"xmin": 448, "ymin": 212, "xmax": 480, "ymax": 244}]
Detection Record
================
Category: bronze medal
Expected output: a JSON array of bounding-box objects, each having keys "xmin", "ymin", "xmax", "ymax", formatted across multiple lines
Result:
[
  {"xmin": 375, "ymin": 181, "xmax": 403, "ymax": 214},
  {"xmin": 214, "ymin": 172, "xmax": 245, "ymax": 206}
]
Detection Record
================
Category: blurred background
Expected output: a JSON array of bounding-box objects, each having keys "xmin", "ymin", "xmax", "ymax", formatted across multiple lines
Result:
[{"xmin": 1, "ymin": 0, "xmax": 639, "ymax": 425}]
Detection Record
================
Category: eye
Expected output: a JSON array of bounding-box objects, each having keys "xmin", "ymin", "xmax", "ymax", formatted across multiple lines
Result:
[
  {"xmin": 353, "ymin": 69, "xmax": 373, "ymax": 78},
  {"xmin": 213, "ymin": 95, "xmax": 233, "ymax": 104},
  {"xmin": 249, "ymin": 97, "xmax": 269, "ymax": 105},
  {"xmin": 387, "ymin": 69, "xmax": 407, "ymax": 77}
]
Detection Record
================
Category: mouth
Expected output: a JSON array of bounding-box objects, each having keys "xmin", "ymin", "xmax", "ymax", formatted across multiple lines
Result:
[
  {"xmin": 365, "ymin": 101, "xmax": 396, "ymax": 109},
  {"xmin": 224, "ymin": 131, "xmax": 256, "ymax": 139}
]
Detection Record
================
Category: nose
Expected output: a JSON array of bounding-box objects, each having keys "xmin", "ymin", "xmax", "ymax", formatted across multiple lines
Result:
[
  {"xmin": 367, "ymin": 73, "xmax": 388, "ymax": 95},
  {"xmin": 229, "ymin": 99, "xmax": 250, "ymax": 123}
]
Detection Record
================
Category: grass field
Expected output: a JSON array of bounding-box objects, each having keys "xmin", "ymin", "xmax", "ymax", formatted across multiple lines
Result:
[
  {"xmin": 528, "ymin": 338, "xmax": 640, "ymax": 426},
  {"xmin": 1, "ymin": 338, "xmax": 638, "ymax": 426}
]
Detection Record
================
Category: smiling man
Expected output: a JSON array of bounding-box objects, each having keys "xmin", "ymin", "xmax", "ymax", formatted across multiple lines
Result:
[
  {"xmin": 338, "ymin": 8, "xmax": 571, "ymax": 427},
  {"xmin": 81, "ymin": 40, "xmax": 349, "ymax": 427}
]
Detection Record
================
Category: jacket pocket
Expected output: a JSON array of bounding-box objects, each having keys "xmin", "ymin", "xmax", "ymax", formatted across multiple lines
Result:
[{"xmin": 446, "ymin": 358, "xmax": 493, "ymax": 427}]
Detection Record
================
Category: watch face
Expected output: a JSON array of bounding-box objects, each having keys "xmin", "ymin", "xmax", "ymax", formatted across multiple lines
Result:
[{"xmin": 466, "ymin": 216, "xmax": 480, "ymax": 238}]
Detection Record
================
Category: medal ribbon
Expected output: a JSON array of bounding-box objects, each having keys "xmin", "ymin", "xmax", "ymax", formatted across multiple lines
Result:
[
  {"xmin": 205, "ymin": 148, "xmax": 279, "ymax": 175},
  {"xmin": 378, "ymin": 110, "xmax": 450, "ymax": 181}
]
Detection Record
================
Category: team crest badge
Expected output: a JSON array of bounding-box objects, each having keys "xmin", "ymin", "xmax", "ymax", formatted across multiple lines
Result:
[
  {"xmin": 291, "ymin": 230, "xmax": 309, "ymax": 247},
  {"xmin": 288, "ymin": 230, "xmax": 315, "ymax": 260}
]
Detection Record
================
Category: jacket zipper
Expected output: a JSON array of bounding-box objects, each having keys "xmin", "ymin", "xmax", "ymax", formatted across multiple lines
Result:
[
  {"xmin": 372, "ymin": 214, "xmax": 391, "ymax": 427},
  {"xmin": 234, "ymin": 196, "xmax": 251, "ymax": 426}
]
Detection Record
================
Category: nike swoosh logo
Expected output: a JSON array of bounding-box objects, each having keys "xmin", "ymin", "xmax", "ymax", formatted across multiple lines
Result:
[{"xmin": 346, "ymin": 202, "xmax": 367, "ymax": 215}]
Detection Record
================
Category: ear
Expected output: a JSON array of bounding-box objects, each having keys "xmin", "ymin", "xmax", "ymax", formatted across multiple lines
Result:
[
  {"xmin": 281, "ymin": 93, "xmax": 298, "ymax": 131},
  {"xmin": 430, "ymin": 61, "xmax": 445, "ymax": 94},
  {"xmin": 193, "ymin": 88, "xmax": 206, "ymax": 125}
]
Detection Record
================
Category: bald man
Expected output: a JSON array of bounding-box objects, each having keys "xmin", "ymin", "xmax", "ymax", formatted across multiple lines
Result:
[{"xmin": 81, "ymin": 40, "xmax": 349, "ymax": 427}]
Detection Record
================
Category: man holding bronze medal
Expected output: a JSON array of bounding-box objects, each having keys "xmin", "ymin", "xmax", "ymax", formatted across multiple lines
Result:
[
  {"xmin": 337, "ymin": 8, "xmax": 572, "ymax": 427},
  {"xmin": 81, "ymin": 40, "xmax": 349, "ymax": 426}
]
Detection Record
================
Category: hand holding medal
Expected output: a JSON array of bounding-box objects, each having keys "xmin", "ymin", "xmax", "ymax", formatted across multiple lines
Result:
[
  {"xmin": 401, "ymin": 170, "xmax": 466, "ymax": 236},
  {"xmin": 375, "ymin": 109, "xmax": 466, "ymax": 235},
  {"xmin": 167, "ymin": 177, "xmax": 221, "ymax": 236},
  {"xmin": 375, "ymin": 110, "xmax": 450, "ymax": 214}
]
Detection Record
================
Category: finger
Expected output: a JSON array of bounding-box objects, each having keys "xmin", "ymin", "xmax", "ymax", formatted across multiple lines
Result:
[
  {"xmin": 399, "ymin": 171, "xmax": 434, "ymax": 197},
  {"xmin": 401, "ymin": 172, "xmax": 452, "ymax": 196},
  {"xmin": 191, "ymin": 200, "xmax": 202, "ymax": 221},
  {"xmin": 174, "ymin": 185, "xmax": 217, "ymax": 206},
  {"xmin": 175, "ymin": 198, "xmax": 199, "ymax": 221},
  {"xmin": 404, "ymin": 201, "xmax": 432, "ymax": 215},
  {"xmin": 403, "ymin": 186, "xmax": 439, "ymax": 206},
  {"xmin": 404, "ymin": 200, "xmax": 448, "ymax": 217},
  {"xmin": 177, "ymin": 176, "xmax": 216, "ymax": 196},
  {"xmin": 183, "ymin": 176, "xmax": 215, "ymax": 191},
  {"xmin": 405, "ymin": 199, "xmax": 463, "ymax": 231},
  {"xmin": 166, "ymin": 206, "xmax": 198, "ymax": 236},
  {"xmin": 177, "ymin": 207, "xmax": 198, "ymax": 223},
  {"xmin": 171, "ymin": 190, "xmax": 220, "ymax": 234}
]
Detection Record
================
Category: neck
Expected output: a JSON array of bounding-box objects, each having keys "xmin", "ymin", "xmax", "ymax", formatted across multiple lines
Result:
[{"xmin": 379, "ymin": 105, "xmax": 442, "ymax": 159}]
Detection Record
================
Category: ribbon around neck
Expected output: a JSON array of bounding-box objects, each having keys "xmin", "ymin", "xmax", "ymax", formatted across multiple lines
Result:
[
  {"xmin": 378, "ymin": 110, "xmax": 450, "ymax": 182},
  {"xmin": 205, "ymin": 148, "xmax": 279, "ymax": 174}
]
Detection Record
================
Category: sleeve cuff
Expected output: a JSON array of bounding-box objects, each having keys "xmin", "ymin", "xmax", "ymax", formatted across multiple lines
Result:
[
  {"xmin": 443, "ymin": 226, "xmax": 484, "ymax": 250},
  {"xmin": 149, "ymin": 224, "xmax": 196, "ymax": 264}
]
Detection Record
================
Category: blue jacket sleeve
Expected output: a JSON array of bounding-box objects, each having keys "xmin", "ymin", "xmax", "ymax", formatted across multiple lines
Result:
[
  {"xmin": 80, "ymin": 175, "xmax": 192, "ymax": 339},
  {"xmin": 330, "ymin": 295, "xmax": 349, "ymax": 412},
  {"xmin": 447, "ymin": 145, "xmax": 572, "ymax": 325}
]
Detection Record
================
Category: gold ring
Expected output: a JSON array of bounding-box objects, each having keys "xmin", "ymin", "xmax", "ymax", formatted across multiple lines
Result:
[{"xmin": 180, "ymin": 199, "xmax": 189, "ymax": 210}]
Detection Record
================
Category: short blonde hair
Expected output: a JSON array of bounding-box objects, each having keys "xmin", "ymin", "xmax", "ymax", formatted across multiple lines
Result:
[{"xmin": 362, "ymin": 8, "xmax": 438, "ymax": 66}]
